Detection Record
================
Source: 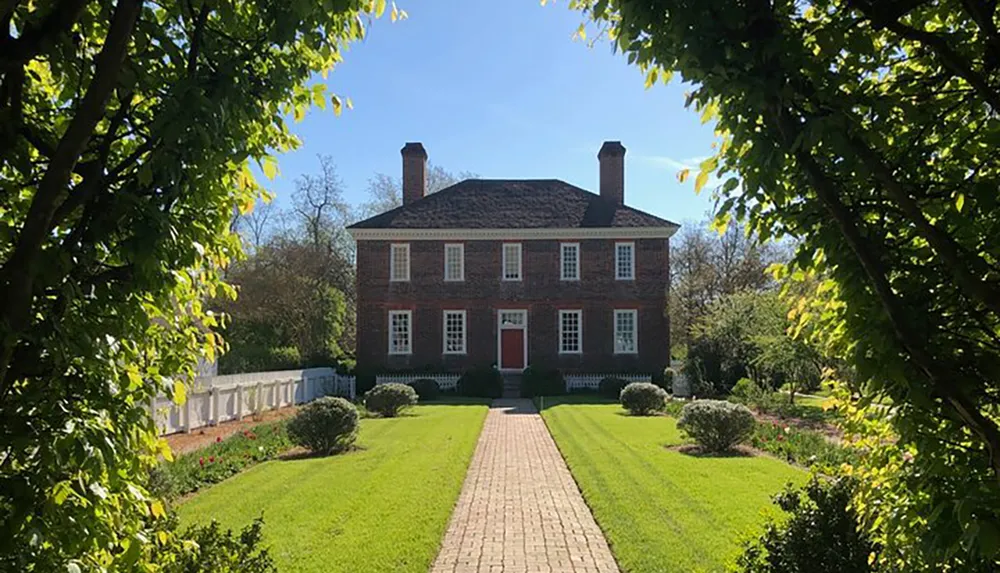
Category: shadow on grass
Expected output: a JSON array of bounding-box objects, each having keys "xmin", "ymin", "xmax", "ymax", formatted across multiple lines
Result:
[
  {"xmin": 278, "ymin": 444, "xmax": 365, "ymax": 462},
  {"xmin": 533, "ymin": 393, "xmax": 618, "ymax": 412},
  {"xmin": 666, "ymin": 444, "xmax": 756, "ymax": 458}
]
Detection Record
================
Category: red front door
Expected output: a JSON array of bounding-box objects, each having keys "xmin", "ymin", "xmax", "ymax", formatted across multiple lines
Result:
[{"xmin": 500, "ymin": 329, "xmax": 524, "ymax": 370}]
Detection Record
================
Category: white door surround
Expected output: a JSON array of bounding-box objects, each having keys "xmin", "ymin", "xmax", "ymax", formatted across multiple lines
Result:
[{"xmin": 497, "ymin": 309, "xmax": 528, "ymax": 372}]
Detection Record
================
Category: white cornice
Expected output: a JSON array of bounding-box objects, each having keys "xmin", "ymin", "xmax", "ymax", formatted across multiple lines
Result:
[{"xmin": 347, "ymin": 226, "xmax": 680, "ymax": 241}]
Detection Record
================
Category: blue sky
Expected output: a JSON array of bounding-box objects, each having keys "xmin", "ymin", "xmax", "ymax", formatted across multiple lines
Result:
[{"xmin": 266, "ymin": 0, "xmax": 719, "ymax": 225}]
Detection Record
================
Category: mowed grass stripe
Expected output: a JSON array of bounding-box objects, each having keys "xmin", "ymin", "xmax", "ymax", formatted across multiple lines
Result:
[
  {"xmin": 178, "ymin": 402, "xmax": 490, "ymax": 573},
  {"xmin": 541, "ymin": 398, "xmax": 804, "ymax": 573}
]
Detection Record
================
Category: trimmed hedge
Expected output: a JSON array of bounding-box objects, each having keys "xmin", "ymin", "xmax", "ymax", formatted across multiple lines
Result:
[
  {"xmin": 287, "ymin": 396, "xmax": 360, "ymax": 454},
  {"xmin": 364, "ymin": 383, "xmax": 418, "ymax": 417},
  {"xmin": 521, "ymin": 366, "xmax": 565, "ymax": 398},
  {"xmin": 457, "ymin": 365, "xmax": 503, "ymax": 398},
  {"xmin": 408, "ymin": 378, "xmax": 441, "ymax": 401},
  {"xmin": 598, "ymin": 376, "xmax": 629, "ymax": 399},
  {"xmin": 620, "ymin": 382, "xmax": 668, "ymax": 416},
  {"xmin": 677, "ymin": 399, "xmax": 755, "ymax": 452}
]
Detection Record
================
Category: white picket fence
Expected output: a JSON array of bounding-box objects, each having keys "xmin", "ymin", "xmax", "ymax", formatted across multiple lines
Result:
[
  {"xmin": 375, "ymin": 374, "xmax": 460, "ymax": 391},
  {"xmin": 152, "ymin": 368, "xmax": 355, "ymax": 436},
  {"xmin": 564, "ymin": 374, "xmax": 652, "ymax": 392}
]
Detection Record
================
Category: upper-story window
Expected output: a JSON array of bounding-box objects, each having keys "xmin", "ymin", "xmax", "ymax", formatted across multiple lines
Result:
[
  {"xmin": 388, "ymin": 310, "xmax": 412, "ymax": 354},
  {"xmin": 615, "ymin": 241, "xmax": 635, "ymax": 280},
  {"xmin": 502, "ymin": 243, "xmax": 522, "ymax": 281},
  {"xmin": 614, "ymin": 309, "xmax": 637, "ymax": 354},
  {"xmin": 560, "ymin": 243, "xmax": 580, "ymax": 281},
  {"xmin": 444, "ymin": 243, "xmax": 464, "ymax": 281},
  {"xmin": 390, "ymin": 243, "xmax": 410, "ymax": 282}
]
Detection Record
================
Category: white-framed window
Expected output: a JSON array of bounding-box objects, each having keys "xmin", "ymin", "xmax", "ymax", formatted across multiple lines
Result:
[
  {"xmin": 444, "ymin": 243, "xmax": 464, "ymax": 282},
  {"xmin": 442, "ymin": 310, "xmax": 467, "ymax": 354},
  {"xmin": 388, "ymin": 310, "xmax": 412, "ymax": 354},
  {"xmin": 560, "ymin": 242, "xmax": 580, "ymax": 281},
  {"xmin": 502, "ymin": 243, "xmax": 522, "ymax": 281},
  {"xmin": 615, "ymin": 241, "xmax": 635, "ymax": 280},
  {"xmin": 614, "ymin": 309, "xmax": 638, "ymax": 354},
  {"xmin": 390, "ymin": 243, "xmax": 410, "ymax": 282},
  {"xmin": 559, "ymin": 310, "xmax": 582, "ymax": 354}
]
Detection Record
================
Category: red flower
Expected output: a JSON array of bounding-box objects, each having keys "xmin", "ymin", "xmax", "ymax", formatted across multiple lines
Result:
[
  {"xmin": 199, "ymin": 457, "xmax": 204, "ymax": 467},
  {"xmin": 216, "ymin": 436, "xmax": 222, "ymax": 443},
  {"xmin": 208, "ymin": 456, "xmax": 215, "ymax": 463}
]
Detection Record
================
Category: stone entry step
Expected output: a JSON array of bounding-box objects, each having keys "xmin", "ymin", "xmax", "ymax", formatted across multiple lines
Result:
[{"xmin": 501, "ymin": 374, "xmax": 522, "ymax": 399}]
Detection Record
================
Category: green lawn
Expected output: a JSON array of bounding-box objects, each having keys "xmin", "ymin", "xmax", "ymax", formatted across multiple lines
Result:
[
  {"xmin": 541, "ymin": 397, "xmax": 805, "ymax": 572},
  {"xmin": 177, "ymin": 401, "xmax": 489, "ymax": 572}
]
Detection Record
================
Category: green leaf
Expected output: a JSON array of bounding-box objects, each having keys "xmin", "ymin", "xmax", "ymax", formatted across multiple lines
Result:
[
  {"xmin": 694, "ymin": 170, "xmax": 710, "ymax": 194},
  {"xmin": 332, "ymin": 95, "xmax": 343, "ymax": 117},
  {"xmin": 172, "ymin": 380, "xmax": 187, "ymax": 405},
  {"xmin": 52, "ymin": 481, "xmax": 73, "ymax": 505},
  {"xmin": 374, "ymin": 0, "xmax": 386, "ymax": 18},
  {"xmin": 956, "ymin": 193, "xmax": 965, "ymax": 212},
  {"xmin": 150, "ymin": 500, "xmax": 166, "ymax": 519},
  {"xmin": 261, "ymin": 156, "xmax": 278, "ymax": 180},
  {"xmin": 677, "ymin": 168, "xmax": 690, "ymax": 183}
]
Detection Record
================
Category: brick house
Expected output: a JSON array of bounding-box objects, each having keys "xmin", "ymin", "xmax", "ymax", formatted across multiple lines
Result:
[{"xmin": 347, "ymin": 141, "xmax": 679, "ymax": 377}]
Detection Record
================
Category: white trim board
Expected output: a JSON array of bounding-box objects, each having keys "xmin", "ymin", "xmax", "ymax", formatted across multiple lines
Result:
[{"xmin": 349, "ymin": 226, "xmax": 679, "ymax": 241}]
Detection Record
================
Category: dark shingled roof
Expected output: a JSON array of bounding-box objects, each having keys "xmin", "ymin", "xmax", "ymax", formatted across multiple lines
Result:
[{"xmin": 348, "ymin": 179, "xmax": 678, "ymax": 230}]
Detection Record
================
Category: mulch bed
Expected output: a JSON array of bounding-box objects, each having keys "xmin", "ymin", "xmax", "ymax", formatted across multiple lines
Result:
[
  {"xmin": 666, "ymin": 444, "xmax": 758, "ymax": 458},
  {"xmin": 164, "ymin": 405, "xmax": 301, "ymax": 455}
]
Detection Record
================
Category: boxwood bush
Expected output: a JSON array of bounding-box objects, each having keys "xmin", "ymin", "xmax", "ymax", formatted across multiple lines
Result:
[
  {"xmin": 598, "ymin": 376, "xmax": 629, "ymax": 399},
  {"xmin": 620, "ymin": 382, "xmax": 668, "ymax": 416},
  {"xmin": 408, "ymin": 378, "xmax": 441, "ymax": 401},
  {"xmin": 677, "ymin": 399, "xmax": 755, "ymax": 452},
  {"xmin": 457, "ymin": 365, "xmax": 503, "ymax": 398},
  {"xmin": 736, "ymin": 477, "xmax": 878, "ymax": 573},
  {"xmin": 287, "ymin": 396, "xmax": 360, "ymax": 454},
  {"xmin": 364, "ymin": 383, "xmax": 418, "ymax": 417},
  {"xmin": 521, "ymin": 366, "xmax": 565, "ymax": 398}
]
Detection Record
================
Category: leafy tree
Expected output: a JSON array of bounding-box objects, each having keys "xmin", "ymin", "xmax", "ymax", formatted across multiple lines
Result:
[
  {"xmin": 571, "ymin": 0, "xmax": 1000, "ymax": 567},
  {"xmin": 0, "ymin": 0, "xmax": 395, "ymax": 568},
  {"xmin": 359, "ymin": 163, "xmax": 478, "ymax": 216},
  {"xmin": 670, "ymin": 220, "xmax": 786, "ymax": 354}
]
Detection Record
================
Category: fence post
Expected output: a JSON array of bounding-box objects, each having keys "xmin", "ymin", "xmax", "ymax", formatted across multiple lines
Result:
[
  {"xmin": 256, "ymin": 381, "xmax": 263, "ymax": 415},
  {"xmin": 183, "ymin": 395, "xmax": 192, "ymax": 433},
  {"xmin": 237, "ymin": 384, "xmax": 244, "ymax": 419},
  {"xmin": 350, "ymin": 376, "xmax": 356, "ymax": 400}
]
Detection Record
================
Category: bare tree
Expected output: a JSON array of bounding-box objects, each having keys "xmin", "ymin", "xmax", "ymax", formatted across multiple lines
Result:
[
  {"xmin": 359, "ymin": 163, "xmax": 478, "ymax": 217},
  {"xmin": 233, "ymin": 199, "xmax": 284, "ymax": 254},
  {"xmin": 292, "ymin": 155, "xmax": 352, "ymax": 249}
]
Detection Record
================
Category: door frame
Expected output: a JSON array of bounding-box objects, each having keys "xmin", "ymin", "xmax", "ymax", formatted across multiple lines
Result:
[{"xmin": 497, "ymin": 309, "xmax": 528, "ymax": 372}]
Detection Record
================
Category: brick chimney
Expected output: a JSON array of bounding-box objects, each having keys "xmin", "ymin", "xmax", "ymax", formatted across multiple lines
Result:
[
  {"xmin": 401, "ymin": 142, "xmax": 427, "ymax": 205},
  {"xmin": 598, "ymin": 141, "xmax": 626, "ymax": 204}
]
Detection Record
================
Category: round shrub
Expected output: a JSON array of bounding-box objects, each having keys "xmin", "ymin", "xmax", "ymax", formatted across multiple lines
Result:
[
  {"xmin": 598, "ymin": 376, "xmax": 628, "ymax": 399},
  {"xmin": 287, "ymin": 397, "xmax": 359, "ymax": 455},
  {"xmin": 677, "ymin": 399, "xmax": 755, "ymax": 452},
  {"xmin": 521, "ymin": 366, "xmax": 565, "ymax": 398},
  {"xmin": 364, "ymin": 383, "xmax": 418, "ymax": 417},
  {"xmin": 408, "ymin": 378, "xmax": 441, "ymax": 401},
  {"xmin": 619, "ymin": 382, "xmax": 668, "ymax": 416}
]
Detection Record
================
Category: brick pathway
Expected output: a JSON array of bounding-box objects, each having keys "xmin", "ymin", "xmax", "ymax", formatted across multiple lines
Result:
[{"xmin": 431, "ymin": 399, "xmax": 619, "ymax": 573}]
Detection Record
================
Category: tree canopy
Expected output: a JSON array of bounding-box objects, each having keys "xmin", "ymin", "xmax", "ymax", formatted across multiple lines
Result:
[
  {"xmin": 0, "ymin": 0, "xmax": 398, "ymax": 568},
  {"xmin": 570, "ymin": 0, "xmax": 1000, "ymax": 568}
]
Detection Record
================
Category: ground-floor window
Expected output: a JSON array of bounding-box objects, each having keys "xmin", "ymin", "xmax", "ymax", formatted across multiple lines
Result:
[
  {"xmin": 388, "ymin": 310, "xmax": 412, "ymax": 354},
  {"xmin": 614, "ymin": 309, "xmax": 637, "ymax": 354},
  {"xmin": 443, "ymin": 310, "xmax": 467, "ymax": 354},
  {"xmin": 559, "ymin": 310, "xmax": 582, "ymax": 354}
]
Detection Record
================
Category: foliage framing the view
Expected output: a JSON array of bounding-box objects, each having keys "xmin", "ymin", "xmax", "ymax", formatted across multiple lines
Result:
[
  {"xmin": 0, "ymin": 0, "xmax": 402, "ymax": 569},
  {"xmin": 568, "ymin": 0, "xmax": 1000, "ymax": 569}
]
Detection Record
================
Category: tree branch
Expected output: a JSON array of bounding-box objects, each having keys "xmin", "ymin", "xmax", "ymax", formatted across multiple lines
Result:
[
  {"xmin": 187, "ymin": 2, "xmax": 210, "ymax": 77},
  {"xmin": 0, "ymin": 0, "xmax": 141, "ymax": 388},
  {"xmin": 852, "ymin": 0, "xmax": 1000, "ymax": 112},
  {"xmin": 0, "ymin": 0, "xmax": 91, "ymax": 70}
]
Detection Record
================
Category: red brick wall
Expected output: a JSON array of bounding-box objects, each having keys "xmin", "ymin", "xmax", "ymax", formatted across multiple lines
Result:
[{"xmin": 355, "ymin": 238, "xmax": 670, "ymax": 375}]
